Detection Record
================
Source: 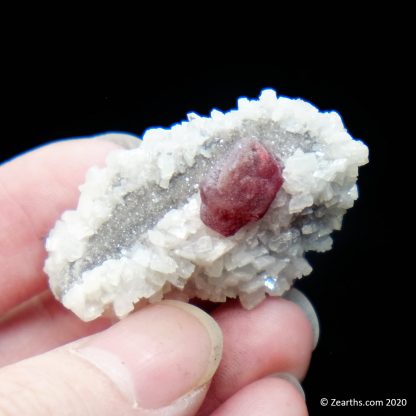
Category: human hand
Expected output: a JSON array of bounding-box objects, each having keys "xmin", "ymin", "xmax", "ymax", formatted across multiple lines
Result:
[{"xmin": 0, "ymin": 137, "xmax": 318, "ymax": 415}]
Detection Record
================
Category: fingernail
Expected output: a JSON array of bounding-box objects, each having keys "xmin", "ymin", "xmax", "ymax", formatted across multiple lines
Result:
[
  {"xmin": 162, "ymin": 300, "xmax": 224, "ymax": 386},
  {"xmin": 98, "ymin": 133, "xmax": 141, "ymax": 149},
  {"xmin": 73, "ymin": 301, "xmax": 223, "ymax": 409},
  {"xmin": 270, "ymin": 372, "xmax": 305, "ymax": 400},
  {"xmin": 283, "ymin": 288, "xmax": 320, "ymax": 349}
]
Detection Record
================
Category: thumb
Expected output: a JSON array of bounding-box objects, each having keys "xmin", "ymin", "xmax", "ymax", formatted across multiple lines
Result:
[{"xmin": 0, "ymin": 301, "xmax": 223, "ymax": 416}]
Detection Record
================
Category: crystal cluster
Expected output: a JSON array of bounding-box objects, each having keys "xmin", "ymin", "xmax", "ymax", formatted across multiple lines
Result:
[{"xmin": 44, "ymin": 89, "xmax": 369, "ymax": 321}]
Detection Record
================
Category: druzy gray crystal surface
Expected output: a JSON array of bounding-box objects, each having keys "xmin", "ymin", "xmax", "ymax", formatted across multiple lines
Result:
[{"xmin": 44, "ymin": 90, "xmax": 369, "ymax": 321}]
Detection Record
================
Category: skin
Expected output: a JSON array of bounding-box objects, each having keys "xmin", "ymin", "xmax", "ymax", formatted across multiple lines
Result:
[{"xmin": 0, "ymin": 139, "xmax": 314, "ymax": 415}]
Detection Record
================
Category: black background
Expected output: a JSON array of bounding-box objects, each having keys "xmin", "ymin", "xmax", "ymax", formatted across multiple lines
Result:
[{"xmin": 1, "ymin": 50, "xmax": 410, "ymax": 414}]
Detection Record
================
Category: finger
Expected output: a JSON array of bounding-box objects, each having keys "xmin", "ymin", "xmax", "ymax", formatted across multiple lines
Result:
[
  {"xmin": 0, "ymin": 291, "xmax": 113, "ymax": 367},
  {"xmin": 210, "ymin": 377, "xmax": 307, "ymax": 416},
  {"xmin": 197, "ymin": 295, "xmax": 316, "ymax": 415},
  {"xmin": 0, "ymin": 288, "xmax": 316, "ymax": 372},
  {"xmin": 0, "ymin": 301, "xmax": 223, "ymax": 416},
  {"xmin": 0, "ymin": 294, "xmax": 221, "ymax": 367},
  {"xmin": 0, "ymin": 138, "xmax": 120, "ymax": 314}
]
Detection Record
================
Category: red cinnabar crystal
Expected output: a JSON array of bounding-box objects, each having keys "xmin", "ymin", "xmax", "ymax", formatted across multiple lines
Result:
[{"xmin": 200, "ymin": 139, "xmax": 283, "ymax": 236}]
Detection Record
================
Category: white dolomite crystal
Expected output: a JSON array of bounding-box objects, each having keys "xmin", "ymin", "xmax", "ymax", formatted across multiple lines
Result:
[{"xmin": 44, "ymin": 89, "xmax": 368, "ymax": 321}]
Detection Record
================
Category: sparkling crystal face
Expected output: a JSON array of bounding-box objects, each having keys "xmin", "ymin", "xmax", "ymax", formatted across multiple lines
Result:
[
  {"xmin": 264, "ymin": 275, "xmax": 278, "ymax": 291},
  {"xmin": 199, "ymin": 139, "xmax": 284, "ymax": 236}
]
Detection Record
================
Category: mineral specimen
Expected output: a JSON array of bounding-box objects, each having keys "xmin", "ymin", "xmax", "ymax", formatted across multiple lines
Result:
[
  {"xmin": 200, "ymin": 139, "xmax": 283, "ymax": 236},
  {"xmin": 44, "ymin": 89, "xmax": 369, "ymax": 321}
]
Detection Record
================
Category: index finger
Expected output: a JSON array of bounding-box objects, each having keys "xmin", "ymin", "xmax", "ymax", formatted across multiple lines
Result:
[{"xmin": 0, "ymin": 138, "xmax": 121, "ymax": 314}]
